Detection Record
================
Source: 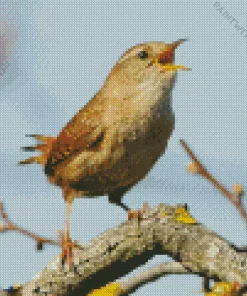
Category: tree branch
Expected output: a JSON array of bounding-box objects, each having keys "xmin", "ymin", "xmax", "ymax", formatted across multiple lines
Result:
[
  {"xmin": 117, "ymin": 261, "xmax": 191, "ymax": 295},
  {"xmin": 1, "ymin": 203, "xmax": 246, "ymax": 296},
  {"xmin": 86, "ymin": 261, "xmax": 192, "ymax": 295}
]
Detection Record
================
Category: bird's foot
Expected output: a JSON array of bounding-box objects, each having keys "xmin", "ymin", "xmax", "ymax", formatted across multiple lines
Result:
[
  {"xmin": 61, "ymin": 235, "xmax": 78, "ymax": 270},
  {"xmin": 128, "ymin": 202, "xmax": 149, "ymax": 220}
]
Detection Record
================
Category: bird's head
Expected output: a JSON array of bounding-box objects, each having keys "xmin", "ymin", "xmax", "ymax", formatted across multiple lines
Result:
[{"xmin": 103, "ymin": 39, "xmax": 190, "ymax": 99}]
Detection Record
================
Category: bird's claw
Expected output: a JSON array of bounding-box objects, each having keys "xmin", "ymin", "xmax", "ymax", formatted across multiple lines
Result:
[
  {"xmin": 61, "ymin": 237, "xmax": 78, "ymax": 269},
  {"xmin": 127, "ymin": 202, "xmax": 149, "ymax": 220}
]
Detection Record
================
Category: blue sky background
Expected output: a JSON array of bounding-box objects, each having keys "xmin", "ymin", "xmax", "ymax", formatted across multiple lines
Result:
[{"xmin": 0, "ymin": 1, "xmax": 246, "ymax": 295}]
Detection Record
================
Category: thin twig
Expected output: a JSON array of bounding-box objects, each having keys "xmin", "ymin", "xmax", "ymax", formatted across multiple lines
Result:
[
  {"xmin": 0, "ymin": 201, "xmax": 83, "ymax": 250},
  {"xmin": 0, "ymin": 201, "xmax": 60, "ymax": 248},
  {"xmin": 180, "ymin": 139, "xmax": 247, "ymax": 225}
]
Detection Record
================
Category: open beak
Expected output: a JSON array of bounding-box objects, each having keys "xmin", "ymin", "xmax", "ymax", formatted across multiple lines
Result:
[{"xmin": 155, "ymin": 39, "xmax": 191, "ymax": 72}]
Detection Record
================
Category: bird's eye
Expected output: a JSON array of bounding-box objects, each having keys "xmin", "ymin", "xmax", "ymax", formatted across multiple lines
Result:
[{"xmin": 138, "ymin": 50, "xmax": 149, "ymax": 59}]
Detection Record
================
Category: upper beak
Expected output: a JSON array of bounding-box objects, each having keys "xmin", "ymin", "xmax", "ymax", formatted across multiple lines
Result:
[{"xmin": 155, "ymin": 39, "xmax": 191, "ymax": 72}]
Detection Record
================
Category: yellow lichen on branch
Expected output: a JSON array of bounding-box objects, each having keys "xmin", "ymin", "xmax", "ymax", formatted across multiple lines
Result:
[
  {"xmin": 205, "ymin": 282, "xmax": 241, "ymax": 296},
  {"xmin": 174, "ymin": 207, "xmax": 197, "ymax": 224},
  {"xmin": 87, "ymin": 283, "xmax": 122, "ymax": 296}
]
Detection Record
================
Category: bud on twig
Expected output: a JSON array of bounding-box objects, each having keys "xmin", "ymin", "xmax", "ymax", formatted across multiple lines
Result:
[
  {"xmin": 232, "ymin": 184, "xmax": 244, "ymax": 197},
  {"xmin": 187, "ymin": 161, "xmax": 200, "ymax": 174}
]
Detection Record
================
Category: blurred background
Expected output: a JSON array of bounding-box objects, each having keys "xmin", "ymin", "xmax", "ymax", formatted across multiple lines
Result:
[{"xmin": 0, "ymin": 1, "xmax": 246, "ymax": 295}]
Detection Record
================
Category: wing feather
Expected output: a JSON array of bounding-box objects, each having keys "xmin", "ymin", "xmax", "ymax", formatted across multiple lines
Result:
[{"xmin": 45, "ymin": 96, "xmax": 105, "ymax": 177}]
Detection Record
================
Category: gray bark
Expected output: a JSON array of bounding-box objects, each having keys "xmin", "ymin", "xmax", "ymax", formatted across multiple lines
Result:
[{"xmin": 1, "ymin": 203, "xmax": 246, "ymax": 296}]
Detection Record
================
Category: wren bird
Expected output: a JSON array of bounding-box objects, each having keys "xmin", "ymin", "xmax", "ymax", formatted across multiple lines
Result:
[{"xmin": 20, "ymin": 39, "xmax": 189, "ymax": 266}]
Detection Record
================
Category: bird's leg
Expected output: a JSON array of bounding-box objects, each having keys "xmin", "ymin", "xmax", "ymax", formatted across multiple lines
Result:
[
  {"xmin": 62, "ymin": 199, "xmax": 73, "ymax": 268},
  {"xmin": 111, "ymin": 198, "xmax": 130, "ymax": 212},
  {"xmin": 61, "ymin": 189, "xmax": 75, "ymax": 269},
  {"xmin": 108, "ymin": 187, "xmax": 148, "ymax": 220},
  {"xmin": 108, "ymin": 188, "xmax": 130, "ymax": 212}
]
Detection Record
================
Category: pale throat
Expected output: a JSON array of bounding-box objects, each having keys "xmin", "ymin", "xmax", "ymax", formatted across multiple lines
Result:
[
  {"xmin": 134, "ymin": 76, "xmax": 174, "ymax": 116},
  {"xmin": 102, "ymin": 71, "xmax": 175, "ymax": 117}
]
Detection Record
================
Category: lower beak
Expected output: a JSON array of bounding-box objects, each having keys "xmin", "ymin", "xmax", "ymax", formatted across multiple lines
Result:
[
  {"xmin": 160, "ymin": 64, "xmax": 191, "ymax": 71},
  {"xmin": 155, "ymin": 39, "xmax": 191, "ymax": 72}
]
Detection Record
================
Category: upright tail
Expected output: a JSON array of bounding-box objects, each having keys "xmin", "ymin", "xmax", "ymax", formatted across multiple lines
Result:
[{"xmin": 19, "ymin": 134, "xmax": 56, "ymax": 166}]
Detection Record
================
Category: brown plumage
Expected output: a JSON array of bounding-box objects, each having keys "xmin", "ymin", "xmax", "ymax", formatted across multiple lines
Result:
[{"xmin": 20, "ymin": 40, "xmax": 189, "ymax": 267}]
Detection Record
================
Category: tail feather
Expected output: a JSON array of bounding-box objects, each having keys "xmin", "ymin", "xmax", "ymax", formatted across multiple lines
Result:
[
  {"xmin": 21, "ymin": 144, "xmax": 47, "ymax": 152},
  {"xmin": 25, "ymin": 134, "xmax": 55, "ymax": 143},
  {"xmin": 19, "ymin": 155, "xmax": 46, "ymax": 165},
  {"xmin": 19, "ymin": 134, "xmax": 56, "ymax": 166}
]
